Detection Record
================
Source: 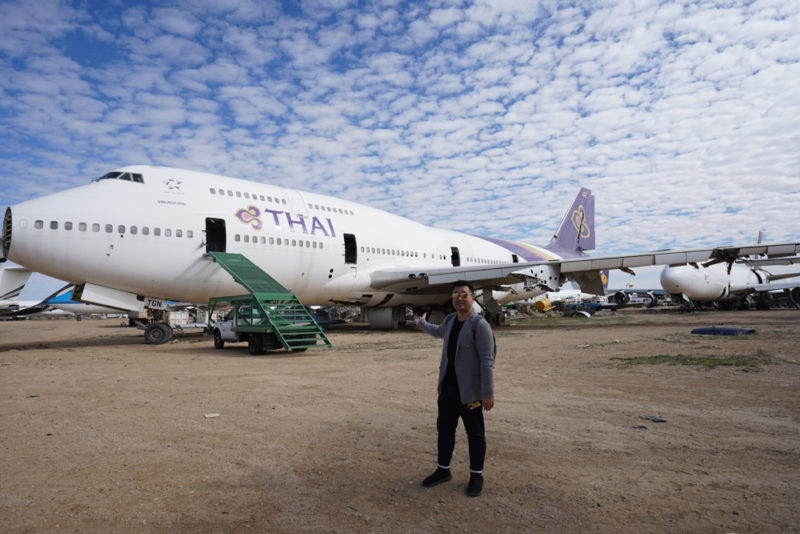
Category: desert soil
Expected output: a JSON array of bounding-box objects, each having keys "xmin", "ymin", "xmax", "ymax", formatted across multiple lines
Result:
[{"xmin": 1, "ymin": 309, "xmax": 798, "ymax": 533}]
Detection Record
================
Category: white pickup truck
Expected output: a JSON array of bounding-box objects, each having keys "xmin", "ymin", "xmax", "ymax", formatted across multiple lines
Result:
[{"xmin": 211, "ymin": 305, "xmax": 284, "ymax": 354}]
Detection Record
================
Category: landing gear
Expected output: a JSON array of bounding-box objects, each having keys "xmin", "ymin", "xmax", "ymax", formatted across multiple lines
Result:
[
  {"xmin": 144, "ymin": 322, "xmax": 173, "ymax": 345},
  {"xmin": 484, "ymin": 312, "xmax": 506, "ymax": 327}
]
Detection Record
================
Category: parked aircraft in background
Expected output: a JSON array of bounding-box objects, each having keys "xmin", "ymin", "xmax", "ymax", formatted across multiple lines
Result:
[
  {"xmin": 3, "ymin": 165, "xmax": 799, "ymax": 340},
  {"xmin": 0, "ymin": 264, "xmax": 32, "ymax": 307},
  {"xmin": 46, "ymin": 289, "xmax": 125, "ymax": 319},
  {"xmin": 660, "ymin": 259, "xmax": 800, "ymax": 309},
  {"xmin": 607, "ymin": 288, "xmax": 663, "ymax": 308},
  {"xmin": 0, "ymin": 269, "xmax": 71, "ymax": 317}
]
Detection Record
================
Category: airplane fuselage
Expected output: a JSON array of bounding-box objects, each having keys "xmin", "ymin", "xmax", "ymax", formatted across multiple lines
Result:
[{"xmin": 4, "ymin": 166, "xmax": 564, "ymax": 309}]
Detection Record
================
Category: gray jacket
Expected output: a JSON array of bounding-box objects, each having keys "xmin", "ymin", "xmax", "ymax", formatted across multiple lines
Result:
[{"xmin": 418, "ymin": 311, "xmax": 495, "ymax": 403}]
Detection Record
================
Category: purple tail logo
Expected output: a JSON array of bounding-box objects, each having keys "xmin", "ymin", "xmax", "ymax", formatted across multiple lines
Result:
[
  {"xmin": 547, "ymin": 187, "xmax": 595, "ymax": 255},
  {"xmin": 571, "ymin": 205, "xmax": 591, "ymax": 239}
]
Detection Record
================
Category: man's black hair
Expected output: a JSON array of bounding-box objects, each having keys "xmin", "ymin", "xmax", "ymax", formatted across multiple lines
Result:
[{"xmin": 451, "ymin": 280, "xmax": 475, "ymax": 294}]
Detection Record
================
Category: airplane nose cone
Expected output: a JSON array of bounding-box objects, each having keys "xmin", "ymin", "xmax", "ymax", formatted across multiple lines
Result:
[{"xmin": 660, "ymin": 266, "xmax": 685, "ymax": 293}]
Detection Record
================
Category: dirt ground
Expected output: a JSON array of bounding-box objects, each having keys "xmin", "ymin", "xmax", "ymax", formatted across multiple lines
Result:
[{"xmin": 1, "ymin": 309, "xmax": 798, "ymax": 533}]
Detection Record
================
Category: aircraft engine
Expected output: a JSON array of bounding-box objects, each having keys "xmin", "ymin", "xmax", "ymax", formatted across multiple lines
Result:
[{"xmin": 613, "ymin": 291, "xmax": 630, "ymax": 305}]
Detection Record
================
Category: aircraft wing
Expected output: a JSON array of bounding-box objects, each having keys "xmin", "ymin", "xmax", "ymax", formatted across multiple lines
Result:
[
  {"xmin": 369, "ymin": 241, "xmax": 800, "ymax": 295},
  {"xmin": 742, "ymin": 255, "xmax": 800, "ymax": 267},
  {"xmin": 728, "ymin": 280, "xmax": 800, "ymax": 295}
]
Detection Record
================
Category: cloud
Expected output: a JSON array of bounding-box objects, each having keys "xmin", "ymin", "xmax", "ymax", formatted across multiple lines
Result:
[{"xmin": 0, "ymin": 0, "xmax": 798, "ymax": 267}]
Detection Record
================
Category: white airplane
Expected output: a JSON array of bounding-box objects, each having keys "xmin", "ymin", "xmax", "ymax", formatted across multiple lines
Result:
[
  {"xmin": 0, "ymin": 263, "xmax": 75, "ymax": 317},
  {"xmin": 3, "ymin": 165, "xmax": 799, "ymax": 340},
  {"xmin": 660, "ymin": 259, "xmax": 800, "ymax": 309},
  {"xmin": 46, "ymin": 289, "xmax": 127, "ymax": 318},
  {"xmin": 0, "ymin": 264, "xmax": 32, "ymax": 306}
]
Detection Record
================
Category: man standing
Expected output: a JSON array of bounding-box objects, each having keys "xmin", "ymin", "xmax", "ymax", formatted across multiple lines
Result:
[{"xmin": 415, "ymin": 281, "xmax": 495, "ymax": 497}]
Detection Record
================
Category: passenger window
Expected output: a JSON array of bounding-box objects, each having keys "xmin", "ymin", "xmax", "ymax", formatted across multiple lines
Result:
[
  {"xmin": 187, "ymin": 230, "xmax": 193, "ymax": 238},
  {"xmin": 92, "ymin": 223, "xmax": 100, "ymax": 232},
  {"xmin": 154, "ymin": 228, "xmax": 161, "ymax": 236},
  {"xmin": 270, "ymin": 237, "xmax": 275, "ymax": 245},
  {"xmin": 292, "ymin": 239, "xmax": 296, "ymax": 246},
  {"xmin": 142, "ymin": 227, "xmax": 149, "ymax": 235},
  {"xmin": 298, "ymin": 240, "xmax": 303, "ymax": 247},
  {"xmin": 131, "ymin": 226, "xmax": 138, "ymax": 235},
  {"xmin": 276, "ymin": 238, "xmax": 282, "ymax": 245},
  {"xmin": 165, "ymin": 229, "xmax": 172, "ymax": 237},
  {"xmin": 79, "ymin": 222, "xmax": 87, "ymax": 232},
  {"xmin": 244, "ymin": 193, "xmax": 250, "ymax": 199},
  {"xmin": 235, "ymin": 234, "xmax": 240, "ymax": 242},
  {"xmin": 117, "ymin": 225, "xmax": 125, "ymax": 233},
  {"xmin": 65, "ymin": 222, "xmax": 73, "ymax": 231},
  {"xmin": 209, "ymin": 188, "xmax": 216, "ymax": 194},
  {"xmin": 176, "ymin": 229, "xmax": 182, "ymax": 238},
  {"xmin": 236, "ymin": 191, "xmax": 242, "ymax": 198},
  {"xmin": 243, "ymin": 235, "xmax": 249, "ymax": 243},
  {"xmin": 259, "ymin": 195, "xmax": 265, "ymax": 201},
  {"xmin": 227, "ymin": 190, "xmax": 233, "ymax": 196},
  {"xmin": 48, "ymin": 221, "xmax": 57, "ymax": 229},
  {"xmin": 105, "ymin": 224, "xmax": 113, "ymax": 233}
]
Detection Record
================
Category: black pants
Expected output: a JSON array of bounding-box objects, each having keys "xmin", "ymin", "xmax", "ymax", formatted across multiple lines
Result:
[{"xmin": 437, "ymin": 381, "xmax": 486, "ymax": 472}]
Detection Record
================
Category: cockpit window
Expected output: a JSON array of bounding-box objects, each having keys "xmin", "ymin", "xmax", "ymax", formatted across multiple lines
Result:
[{"xmin": 95, "ymin": 171, "xmax": 144, "ymax": 183}]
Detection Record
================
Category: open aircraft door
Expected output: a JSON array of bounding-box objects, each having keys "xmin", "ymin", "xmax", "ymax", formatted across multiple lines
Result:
[
  {"xmin": 450, "ymin": 246, "xmax": 461, "ymax": 267},
  {"xmin": 205, "ymin": 218, "xmax": 226, "ymax": 253}
]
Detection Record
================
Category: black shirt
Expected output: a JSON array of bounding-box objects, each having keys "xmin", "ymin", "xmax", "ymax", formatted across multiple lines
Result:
[{"xmin": 442, "ymin": 317, "xmax": 465, "ymax": 393}]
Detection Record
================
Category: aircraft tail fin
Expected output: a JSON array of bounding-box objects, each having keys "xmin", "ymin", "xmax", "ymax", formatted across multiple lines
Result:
[
  {"xmin": 547, "ymin": 187, "xmax": 595, "ymax": 255},
  {"xmin": 0, "ymin": 266, "xmax": 32, "ymax": 301}
]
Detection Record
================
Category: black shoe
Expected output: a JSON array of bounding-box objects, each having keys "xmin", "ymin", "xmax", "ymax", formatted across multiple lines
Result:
[
  {"xmin": 422, "ymin": 468, "xmax": 452, "ymax": 487},
  {"xmin": 466, "ymin": 474, "xmax": 483, "ymax": 497}
]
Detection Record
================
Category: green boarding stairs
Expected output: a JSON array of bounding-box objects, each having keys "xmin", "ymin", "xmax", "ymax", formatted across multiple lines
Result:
[{"xmin": 206, "ymin": 252, "xmax": 331, "ymax": 351}]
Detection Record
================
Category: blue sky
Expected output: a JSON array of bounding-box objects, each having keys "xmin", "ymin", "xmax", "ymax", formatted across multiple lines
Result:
[{"xmin": 2, "ymin": 0, "xmax": 799, "ymax": 297}]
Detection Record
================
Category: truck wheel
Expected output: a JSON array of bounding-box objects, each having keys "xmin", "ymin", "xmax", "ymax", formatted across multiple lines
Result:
[
  {"xmin": 144, "ymin": 322, "xmax": 172, "ymax": 345},
  {"xmin": 213, "ymin": 330, "xmax": 225, "ymax": 349},
  {"xmin": 248, "ymin": 333, "xmax": 264, "ymax": 355}
]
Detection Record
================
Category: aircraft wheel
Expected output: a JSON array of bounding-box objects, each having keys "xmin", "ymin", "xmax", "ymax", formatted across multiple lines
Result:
[
  {"xmin": 248, "ymin": 333, "xmax": 264, "ymax": 355},
  {"xmin": 144, "ymin": 322, "xmax": 173, "ymax": 345},
  {"xmin": 213, "ymin": 330, "xmax": 225, "ymax": 349}
]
